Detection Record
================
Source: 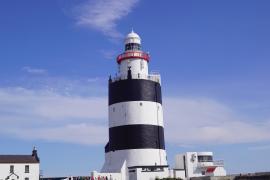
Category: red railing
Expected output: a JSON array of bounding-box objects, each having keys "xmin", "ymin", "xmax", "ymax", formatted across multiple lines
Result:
[{"xmin": 117, "ymin": 51, "xmax": 150, "ymax": 64}]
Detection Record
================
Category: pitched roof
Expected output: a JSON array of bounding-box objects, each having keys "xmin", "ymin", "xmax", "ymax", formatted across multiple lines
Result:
[{"xmin": 0, "ymin": 155, "xmax": 39, "ymax": 164}]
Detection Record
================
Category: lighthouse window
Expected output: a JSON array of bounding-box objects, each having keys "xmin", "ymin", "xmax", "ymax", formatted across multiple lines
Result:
[
  {"xmin": 113, "ymin": 107, "xmax": 115, "ymax": 112},
  {"xmin": 139, "ymin": 102, "xmax": 143, "ymax": 106},
  {"xmin": 140, "ymin": 60, "xmax": 144, "ymax": 70},
  {"xmin": 125, "ymin": 43, "xmax": 141, "ymax": 51}
]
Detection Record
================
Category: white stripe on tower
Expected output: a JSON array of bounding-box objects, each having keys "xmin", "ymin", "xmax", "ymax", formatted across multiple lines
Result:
[{"xmin": 109, "ymin": 101, "xmax": 163, "ymax": 127}]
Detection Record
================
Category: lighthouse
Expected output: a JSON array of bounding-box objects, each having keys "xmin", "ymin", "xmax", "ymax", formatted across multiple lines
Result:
[
  {"xmin": 99, "ymin": 31, "xmax": 168, "ymax": 178},
  {"xmin": 91, "ymin": 31, "xmax": 227, "ymax": 180}
]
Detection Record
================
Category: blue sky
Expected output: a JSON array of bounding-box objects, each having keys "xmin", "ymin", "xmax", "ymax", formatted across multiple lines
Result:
[{"xmin": 0, "ymin": 0, "xmax": 270, "ymax": 177}]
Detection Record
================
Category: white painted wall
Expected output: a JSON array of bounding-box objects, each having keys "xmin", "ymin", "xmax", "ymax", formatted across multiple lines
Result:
[
  {"xmin": 119, "ymin": 58, "xmax": 148, "ymax": 77},
  {"xmin": 93, "ymin": 161, "xmax": 127, "ymax": 180},
  {"xmin": 0, "ymin": 163, "xmax": 39, "ymax": 180},
  {"xmin": 133, "ymin": 167, "xmax": 170, "ymax": 180},
  {"xmin": 95, "ymin": 166, "xmax": 171, "ymax": 180},
  {"xmin": 101, "ymin": 149, "xmax": 167, "ymax": 173},
  {"xmin": 175, "ymin": 154, "xmax": 185, "ymax": 170},
  {"xmin": 109, "ymin": 101, "xmax": 163, "ymax": 127},
  {"xmin": 213, "ymin": 167, "xmax": 226, "ymax": 176},
  {"xmin": 173, "ymin": 170, "xmax": 185, "ymax": 179},
  {"xmin": 186, "ymin": 152, "xmax": 202, "ymax": 178}
]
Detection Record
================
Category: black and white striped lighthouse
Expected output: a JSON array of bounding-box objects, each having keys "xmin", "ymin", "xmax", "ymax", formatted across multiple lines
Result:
[{"xmin": 101, "ymin": 30, "xmax": 168, "ymax": 173}]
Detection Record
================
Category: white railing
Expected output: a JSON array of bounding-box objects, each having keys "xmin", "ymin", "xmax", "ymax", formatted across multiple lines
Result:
[
  {"xmin": 112, "ymin": 73, "xmax": 161, "ymax": 84},
  {"xmin": 213, "ymin": 160, "xmax": 224, "ymax": 166},
  {"xmin": 197, "ymin": 160, "xmax": 224, "ymax": 167}
]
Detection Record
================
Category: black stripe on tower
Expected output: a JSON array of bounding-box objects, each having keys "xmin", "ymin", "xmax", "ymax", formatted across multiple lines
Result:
[
  {"xmin": 105, "ymin": 125, "xmax": 165, "ymax": 153},
  {"xmin": 109, "ymin": 79, "xmax": 162, "ymax": 105}
]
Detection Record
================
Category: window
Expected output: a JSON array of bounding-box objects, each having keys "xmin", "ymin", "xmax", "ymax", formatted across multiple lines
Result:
[
  {"xmin": 25, "ymin": 165, "xmax": 30, "ymax": 173},
  {"xmin": 125, "ymin": 43, "xmax": 141, "ymax": 51},
  {"xmin": 198, "ymin": 155, "xmax": 213, "ymax": 162},
  {"xmin": 10, "ymin": 165, "xmax": 14, "ymax": 173},
  {"xmin": 25, "ymin": 178, "xmax": 29, "ymax": 180},
  {"xmin": 141, "ymin": 167, "xmax": 164, "ymax": 172},
  {"xmin": 140, "ymin": 60, "xmax": 144, "ymax": 71}
]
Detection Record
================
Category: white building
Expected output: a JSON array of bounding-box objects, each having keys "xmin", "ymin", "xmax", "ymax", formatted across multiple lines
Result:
[
  {"xmin": 0, "ymin": 148, "xmax": 40, "ymax": 180},
  {"xmin": 174, "ymin": 152, "xmax": 226, "ymax": 179}
]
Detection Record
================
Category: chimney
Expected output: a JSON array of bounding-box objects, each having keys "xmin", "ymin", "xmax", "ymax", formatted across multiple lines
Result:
[{"xmin": 32, "ymin": 146, "xmax": 40, "ymax": 162}]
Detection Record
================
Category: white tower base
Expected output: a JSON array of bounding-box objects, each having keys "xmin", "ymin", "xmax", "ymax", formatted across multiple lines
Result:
[{"xmin": 92, "ymin": 164, "xmax": 172, "ymax": 180}]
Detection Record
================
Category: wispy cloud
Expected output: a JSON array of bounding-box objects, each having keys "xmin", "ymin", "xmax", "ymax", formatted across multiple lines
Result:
[
  {"xmin": 99, "ymin": 49, "xmax": 117, "ymax": 60},
  {"xmin": 5, "ymin": 123, "xmax": 107, "ymax": 145},
  {"xmin": 0, "ymin": 87, "xmax": 107, "ymax": 145},
  {"xmin": 73, "ymin": 0, "xmax": 139, "ymax": 39},
  {"xmin": 0, "ymin": 88, "xmax": 106, "ymax": 120},
  {"xmin": 164, "ymin": 97, "xmax": 270, "ymax": 145},
  {"xmin": 0, "ymin": 87, "xmax": 107, "ymax": 121},
  {"xmin": 22, "ymin": 66, "xmax": 47, "ymax": 75},
  {"xmin": 3, "ymin": 75, "xmax": 107, "ymax": 97}
]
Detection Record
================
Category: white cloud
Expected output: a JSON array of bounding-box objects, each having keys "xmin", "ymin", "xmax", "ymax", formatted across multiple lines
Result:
[
  {"xmin": 4, "ymin": 123, "xmax": 107, "ymax": 145},
  {"xmin": 1, "ymin": 86, "xmax": 270, "ymax": 146},
  {"xmin": 22, "ymin": 66, "xmax": 47, "ymax": 75},
  {"xmin": 0, "ymin": 87, "xmax": 108, "ymax": 145},
  {"xmin": 0, "ymin": 87, "xmax": 107, "ymax": 120},
  {"xmin": 73, "ymin": 0, "xmax": 139, "ymax": 39},
  {"xmin": 164, "ymin": 97, "xmax": 270, "ymax": 145}
]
